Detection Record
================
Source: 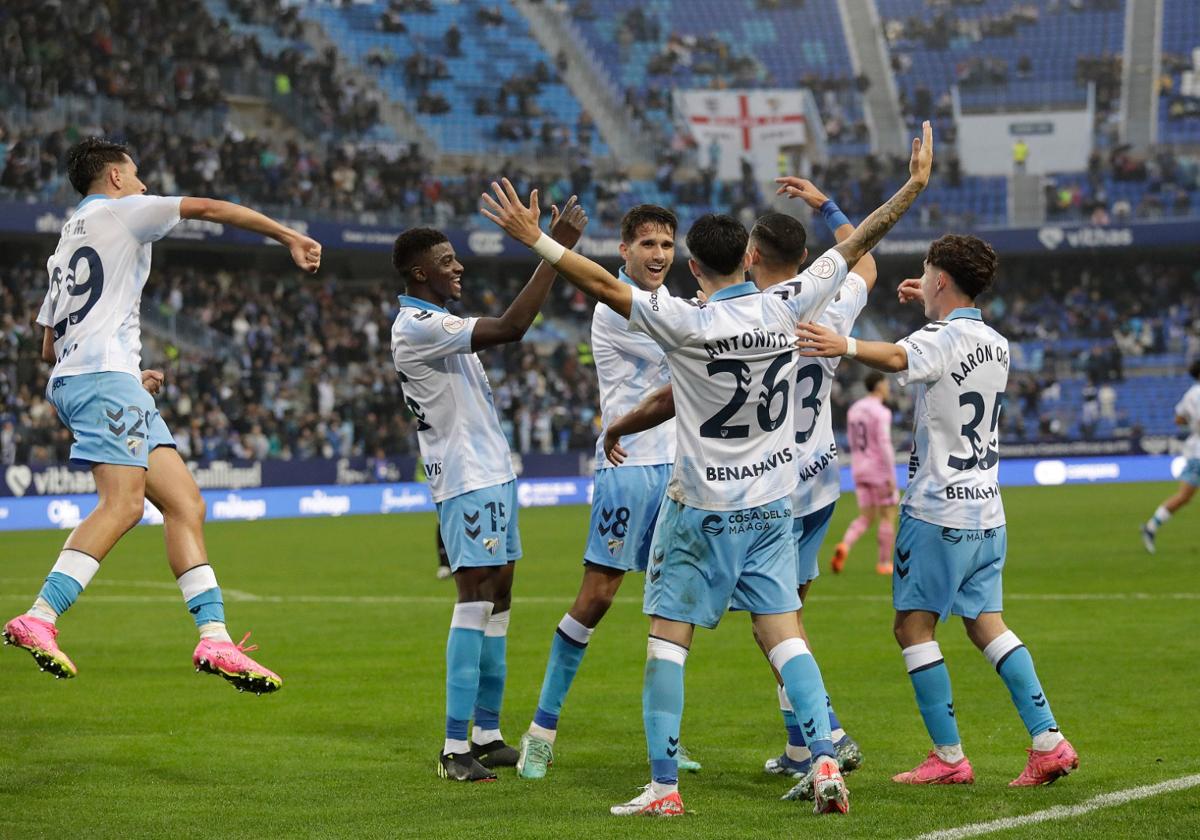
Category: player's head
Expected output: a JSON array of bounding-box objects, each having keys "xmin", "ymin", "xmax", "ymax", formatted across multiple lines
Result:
[
  {"xmin": 748, "ymin": 212, "xmax": 808, "ymax": 285},
  {"xmin": 920, "ymin": 234, "xmax": 997, "ymax": 319},
  {"xmin": 392, "ymin": 228, "xmax": 463, "ymax": 301},
  {"xmin": 619, "ymin": 205, "xmax": 677, "ymax": 291},
  {"xmin": 865, "ymin": 370, "xmax": 890, "ymax": 400},
  {"xmin": 66, "ymin": 137, "xmax": 146, "ymax": 198},
  {"xmin": 685, "ymin": 214, "xmax": 749, "ymax": 287},
  {"xmin": 1190, "ymin": 359, "xmax": 1200, "ymax": 380}
]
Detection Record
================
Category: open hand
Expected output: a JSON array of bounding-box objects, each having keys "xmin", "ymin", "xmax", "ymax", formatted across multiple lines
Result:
[
  {"xmin": 795, "ymin": 321, "xmax": 848, "ymax": 358},
  {"xmin": 289, "ymin": 233, "xmax": 322, "ymax": 274},
  {"xmin": 549, "ymin": 195, "xmax": 588, "ymax": 249},
  {"xmin": 909, "ymin": 120, "xmax": 933, "ymax": 187},
  {"xmin": 141, "ymin": 369, "xmax": 165, "ymax": 395},
  {"xmin": 480, "ymin": 178, "xmax": 542, "ymax": 247},
  {"xmin": 897, "ymin": 277, "xmax": 924, "ymax": 305},
  {"xmin": 773, "ymin": 177, "xmax": 830, "ymax": 210}
]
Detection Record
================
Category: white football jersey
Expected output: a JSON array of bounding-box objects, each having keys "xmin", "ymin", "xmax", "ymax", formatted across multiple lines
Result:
[
  {"xmin": 1176, "ymin": 383, "xmax": 1200, "ymax": 460},
  {"xmin": 36, "ymin": 194, "xmax": 182, "ymax": 380},
  {"xmin": 790, "ymin": 272, "xmax": 869, "ymax": 517},
  {"xmin": 627, "ymin": 248, "xmax": 848, "ymax": 511},
  {"xmin": 391, "ymin": 296, "xmax": 515, "ymax": 503},
  {"xmin": 592, "ymin": 268, "xmax": 676, "ymax": 470},
  {"xmin": 897, "ymin": 308, "xmax": 1009, "ymax": 530}
]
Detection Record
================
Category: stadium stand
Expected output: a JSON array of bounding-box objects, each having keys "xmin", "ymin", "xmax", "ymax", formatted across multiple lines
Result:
[{"xmin": 1159, "ymin": 0, "xmax": 1200, "ymax": 144}]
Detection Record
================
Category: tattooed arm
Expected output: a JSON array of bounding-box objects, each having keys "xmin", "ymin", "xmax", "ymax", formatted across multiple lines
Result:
[{"xmin": 777, "ymin": 121, "xmax": 933, "ymax": 267}]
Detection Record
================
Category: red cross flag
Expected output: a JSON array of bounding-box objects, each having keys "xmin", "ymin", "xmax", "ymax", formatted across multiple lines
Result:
[{"xmin": 675, "ymin": 89, "xmax": 810, "ymax": 182}]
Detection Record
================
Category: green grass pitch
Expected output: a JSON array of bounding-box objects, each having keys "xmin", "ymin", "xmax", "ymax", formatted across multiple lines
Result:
[{"xmin": 1, "ymin": 481, "xmax": 1198, "ymax": 839}]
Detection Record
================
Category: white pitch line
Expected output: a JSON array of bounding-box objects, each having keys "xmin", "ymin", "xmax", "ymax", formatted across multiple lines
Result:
[{"xmin": 911, "ymin": 774, "xmax": 1200, "ymax": 840}]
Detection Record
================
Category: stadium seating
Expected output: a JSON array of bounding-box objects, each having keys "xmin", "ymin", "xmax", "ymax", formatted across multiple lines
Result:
[
  {"xmin": 877, "ymin": 0, "xmax": 1126, "ymax": 124},
  {"xmin": 571, "ymin": 0, "xmax": 870, "ymax": 156},
  {"xmin": 297, "ymin": 1, "xmax": 610, "ymax": 157},
  {"xmin": 1159, "ymin": 0, "xmax": 1200, "ymax": 144}
]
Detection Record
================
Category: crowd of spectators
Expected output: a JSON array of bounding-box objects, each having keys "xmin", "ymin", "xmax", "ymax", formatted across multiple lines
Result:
[
  {"xmin": 4, "ymin": 236, "xmax": 1199, "ymax": 468},
  {"xmin": 1045, "ymin": 146, "xmax": 1200, "ymax": 222}
]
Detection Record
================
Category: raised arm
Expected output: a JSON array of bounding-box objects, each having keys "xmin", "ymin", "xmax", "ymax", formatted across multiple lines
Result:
[
  {"xmin": 773, "ymin": 178, "xmax": 878, "ymax": 291},
  {"xmin": 481, "ymin": 178, "xmax": 633, "ymax": 318},
  {"xmin": 778, "ymin": 121, "xmax": 933, "ymax": 268},
  {"xmin": 180, "ymin": 198, "xmax": 322, "ymax": 273},
  {"xmin": 795, "ymin": 322, "xmax": 909, "ymax": 373},
  {"xmin": 471, "ymin": 194, "xmax": 588, "ymax": 351},
  {"xmin": 604, "ymin": 384, "xmax": 676, "ymax": 465}
]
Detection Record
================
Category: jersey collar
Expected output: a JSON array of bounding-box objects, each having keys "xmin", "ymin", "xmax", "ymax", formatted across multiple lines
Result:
[
  {"xmin": 76, "ymin": 194, "xmax": 109, "ymax": 209},
  {"xmin": 947, "ymin": 307, "xmax": 982, "ymax": 321},
  {"xmin": 397, "ymin": 294, "xmax": 448, "ymax": 313},
  {"xmin": 618, "ymin": 267, "xmax": 637, "ymax": 287},
  {"xmin": 707, "ymin": 281, "xmax": 758, "ymax": 302}
]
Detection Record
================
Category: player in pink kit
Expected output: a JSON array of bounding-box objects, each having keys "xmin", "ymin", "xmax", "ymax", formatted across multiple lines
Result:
[{"xmin": 831, "ymin": 372, "xmax": 897, "ymax": 575}]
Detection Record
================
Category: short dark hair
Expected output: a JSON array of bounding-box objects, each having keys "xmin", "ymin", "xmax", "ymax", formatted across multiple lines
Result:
[
  {"xmin": 1190, "ymin": 359, "xmax": 1200, "ymax": 380},
  {"xmin": 620, "ymin": 204, "xmax": 677, "ymax": 244},
  {"xmin": 750, "ymin": 211, "xmax": 808, "ymax": 268},
  {"xmin": 392, "ymin": 227, "xmax": 448, "ymax": 282},
  {"xmin": 686, "ymin": 214, "xmax": 749, "ymax": 277},
  {"xmin": 864, "ymin": 371, "xmax": 886, "ymax": 393},
  {"xmin": 66, "ymin": 137, "xmax": 132, "ymax": 196},
  {"xmin": 926, "ymin": 234, "xmax": 998, "ymax": 300}
]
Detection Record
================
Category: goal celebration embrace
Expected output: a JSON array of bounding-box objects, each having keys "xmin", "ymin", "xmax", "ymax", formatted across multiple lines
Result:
[{"xmin": 3, "ymin": 1, "xmax": 1199, "ymax": 837}]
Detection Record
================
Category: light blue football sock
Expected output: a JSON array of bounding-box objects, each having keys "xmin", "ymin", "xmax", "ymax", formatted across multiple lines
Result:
[
  {"xmin": 984, "ymin": 631, "xmax": 1057, "ymax": 737},
  {"xmin": 644, "ymin": 638, "xmax": 687, "ymax": 785},
  {"xmin": 903, "ymin": 642, "xmax": 961, "ymax": 747},
  {"xmin": 31, "ymin": 550, "xmax": 100, "ymax": 621},
  {"xmin": 473, "ymin": 610, "xmax": 509, "ymax": 735},
  {"xmin": 773, "ymin": 639, "xmax": 834, "ymax": 759},
  {"xmin": 532, "ymin": 613, "xmax": 593, "ymax": 730},
  {"xmin": 445, "ymin": 602, "xmax": 492, "ymax": 746}
]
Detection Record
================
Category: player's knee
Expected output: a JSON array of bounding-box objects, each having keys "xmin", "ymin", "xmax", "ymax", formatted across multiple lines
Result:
[{"xmin": 103, "ymin": 494, "xmax": 146, "ymax": 532}]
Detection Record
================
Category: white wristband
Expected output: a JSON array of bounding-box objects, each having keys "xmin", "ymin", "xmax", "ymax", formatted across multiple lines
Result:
[
  {"xmin": 531, "ymin": 232, "xmax": 566, "ymax": 266},
  {"xmin": 844, "ymin": 336, "xmax": 858, "ymax": 358}
]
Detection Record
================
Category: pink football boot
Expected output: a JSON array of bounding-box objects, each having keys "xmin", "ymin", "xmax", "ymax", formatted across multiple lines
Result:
[
  {"xmin": 193, "ymin": 632, "xmax": 282, "ymax": 694},
  {"xmin": 892, "ymin": 751, "xmax": 975, "ymax": 784},
  {"xmin": 3, "ymin": 614, "xmax": 77, "ymax": 678},
  {"xmin": 1010, "ymin": 740, "xmax": 1079, "ymax": 787}
]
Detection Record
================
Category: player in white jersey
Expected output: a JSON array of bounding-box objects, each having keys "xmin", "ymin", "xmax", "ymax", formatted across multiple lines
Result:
[
  {"xmin": 602, "ymin": 192, "xmax": 877, "ymax": 794},
  {"xmin": 483, "ymin": 122, "xmax": 932, "ymax": 816},
  {"xmin": 389, "ymin": 195, "xmax": 588, "ymax": 783},
  {"xmin": 3, "ymin": 137, "xmax": 321, "ymax": 693},
  {"xmin": 798, "ymin": 233, "xmax": 1079, "ymax": 788},
  {"xmin": 517, "ymin": 205, "xmax": 705, "ymax": 779},
  {"xmin": 1141, "ymin": 359, "xmax": 1200, "ymax": 552}
]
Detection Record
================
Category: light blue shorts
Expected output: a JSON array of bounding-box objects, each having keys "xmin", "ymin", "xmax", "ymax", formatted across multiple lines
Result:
[
  {"xmin": 583, "ymin": 464, "xmax": 671, "ymax": 572},
  {"xmin": 644, "ymin": 497, "xmax": 799, "ymax": 630},
  {"xmin": 1182, "ymin": 458, "xmax": 1200, "ymax": 488},
  {"xmin": 436, "ymin": 480, "xmax": 522, "ymax": 571},
  {"xmin": 893, "ymin": 511, "xmax": 1006, "ymax": 621},
  {"xmin": 794, "ymin": 502, "xmax": 836, "ymax": 588},
  {"xmin": 48, "ymin": 372, "xmax": 174, "ymax": 469}
]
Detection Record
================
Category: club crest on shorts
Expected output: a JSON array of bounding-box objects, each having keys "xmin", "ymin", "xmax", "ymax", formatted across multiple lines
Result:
[
  {"xmin": 483, "ymin": 537, "xmax": 500, "ymax": 555},
  {"xmin": 126, "ymin": 437, "xmax": 143, "ymax": 454},
  {"xmin": 607, "ymin": 537, "xmax": 624, "ymax": 556}
]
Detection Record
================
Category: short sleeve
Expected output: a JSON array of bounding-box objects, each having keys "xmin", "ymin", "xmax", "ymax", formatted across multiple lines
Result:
[
  {"xmin": 106, "ymin": 195, "xmax": 183, "ymax": 244},
  {"xmin": 778, "ymin": 247, "xmax": 849, "ymax": 324},
  {"xmin": 627, "ymin": 287, "xmax": 699, "ymax": 352},
  {"xmin": 36, "ymin": 288, "xmax": 54, "ymax": 328},
  {"xmin": 820, "ymin": 272, "xmax": 868, "ymax": 338},
  {"xmin": 1178, "ymin": 389, "xmax": 1198, "ymax": 422},
  {"xmin": 896, "ymin": 322, "xmax": 951, "ymax": 386},
  {"xmin": 393, "ymin": 312, "xmax": 478, "ymax": 366}
]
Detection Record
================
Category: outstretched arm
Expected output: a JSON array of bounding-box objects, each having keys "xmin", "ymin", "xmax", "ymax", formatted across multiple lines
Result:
[
  {"xmin": 796, "ymin": 322, "xmax": 909, "ymax": 373},
  {"xmin": 604, "ymin": 384, "xmax": 676, "ymax": 465},
  {"xmin": 777, "ymin": 120, "xmax": 933, "ymax": 268},
  {"xmin": 180, "ymin": 198, "xmax": 322, "ymax": 273},
  {"xmin": 471, "ymin": 194, "xmax": 588, "ymax": 351},
  {"xmin": 482, "ymin": 178, "xmax": 633, "ymax": 318},
  {"xmin": 774, "ymin": 178, "xmax": 878, "ymax": 290}
]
